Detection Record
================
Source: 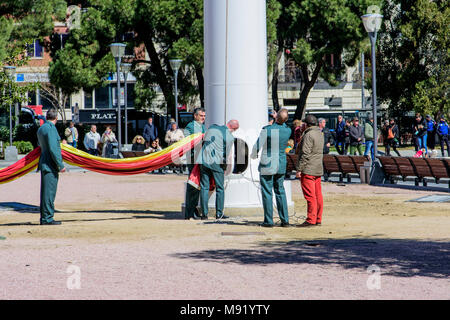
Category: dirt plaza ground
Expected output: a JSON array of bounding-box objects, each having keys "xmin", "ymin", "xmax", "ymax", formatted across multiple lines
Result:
[{"xmin": 0, "ymin": 171, "xmax": 449, "ymax": 299}]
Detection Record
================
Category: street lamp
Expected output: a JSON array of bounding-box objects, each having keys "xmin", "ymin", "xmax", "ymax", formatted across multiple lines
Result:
[
  {"xmin": 169, "ymin": 59, "xmax": 183, "ymax": 124},
  {"xmin": 120, "ymin": 63, "xmax": 132, "ymax": 145},
  {"xmin": 361, "ymin": 13, "xmax": 382, "ymax": 163},
  {"xmin": 110, "ymin": 43, "xmax": 126, "ymax": 151},
  {"xmin": 3, "ymin": 66, "xmax": 16, "ymax": 147}
]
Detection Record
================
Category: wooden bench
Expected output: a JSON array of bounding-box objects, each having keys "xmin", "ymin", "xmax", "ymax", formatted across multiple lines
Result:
[
  {"xmin": 379, "ymin": 156, "xmax": 450, "ymax": 188},
  {"xmin": 285, "ymin": 154, "xmax": 370, "ymax": 182}
]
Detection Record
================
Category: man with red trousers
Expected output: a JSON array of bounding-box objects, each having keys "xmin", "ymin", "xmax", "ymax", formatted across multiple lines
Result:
[{"xmin": 295, "ymin": 115, "xmax": 324, "ymax": 227}]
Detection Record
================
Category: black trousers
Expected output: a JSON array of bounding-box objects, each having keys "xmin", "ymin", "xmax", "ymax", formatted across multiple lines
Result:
[
  {"xmin": 440, "ymin": 135, "xmax": 450, "ymax": 157},
  {"xmin": 427, "ymin": 132, "xmax": 436, "ymax": 149}
]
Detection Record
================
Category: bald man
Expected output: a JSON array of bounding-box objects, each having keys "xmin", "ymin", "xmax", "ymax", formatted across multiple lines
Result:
[
  {"xmin": 251, "ymin": 109, "xmax": 291, "ymax": 227},
  {"xmin": 199, "ymin": 120, "xmax": 239, "ymax": 219}
]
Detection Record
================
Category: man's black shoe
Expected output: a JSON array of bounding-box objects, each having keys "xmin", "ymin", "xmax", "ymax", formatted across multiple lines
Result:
[
  {"xmin": 40, "ymin": 221, "xmax": 62, "ymax": 225},
  {"xmin": 200, "ymin": 215, "xmax": 208, "ymax": 220},
  {"xmin": 297, "ymin": 221, "xmax": 315, "ymax": 228},
  {"xmin": 216, "ymin": 214, "xmax": 229, "ymax": 219},
  {"xmin": 280, "ymin": 222, "xmax": 292, "ymax": 228},
  {"xmin": 259, "ymin": 223, "xmax": 274, "ymax": 228}
]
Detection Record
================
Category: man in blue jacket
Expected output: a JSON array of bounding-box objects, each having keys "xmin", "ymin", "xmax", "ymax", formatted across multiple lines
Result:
[
  {"xmin": 143, "ymin": 117, "xmax": 158, "ymax": 145},
  {"xmin": 334, "ymin": 114, "xmax": 346, "ymax": 155},
  {"xmin": 37, "ymin": 108, "xmax": 66, "ymax": 225},
  {"xmin": 437, "ymin": 115, "xmax": 450, "ymax": 157}
]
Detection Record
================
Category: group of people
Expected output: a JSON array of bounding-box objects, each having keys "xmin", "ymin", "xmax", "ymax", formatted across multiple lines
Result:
[
  {"xmin": 412, "ymin": 113, "xmax": 450, "ymax": 157},
  {"xmin": 183, "ymin": 107, "xmax": 323, "ymax": 228},
  {"xmin": 64, "ymin": 122, "xmax": 118, "ymax": 158}
]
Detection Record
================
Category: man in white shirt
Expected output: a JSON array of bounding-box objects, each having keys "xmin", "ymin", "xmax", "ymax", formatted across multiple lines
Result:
[{"xmin": 83, "ymin": 125, "xmax": 101, "ymax": 156}]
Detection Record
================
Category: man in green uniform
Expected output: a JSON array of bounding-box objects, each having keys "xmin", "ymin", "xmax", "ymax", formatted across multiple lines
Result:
[
  {"xmin": 183, "ymin": 107, "xmax": 206, "ymax": 220},
  {"xmin": 37, "ymin": 108, "xmax": 66, "ymax": 225},
  {"xmin": 199, "ymin": 120, "xmax": 239, "ymax": 220},
  {"xmin": 251, "ymin": 109, "xmax": 291, "ymax": 227}
]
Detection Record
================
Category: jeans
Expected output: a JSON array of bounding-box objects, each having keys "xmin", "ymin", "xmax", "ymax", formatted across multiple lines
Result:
[
  {"xmin": 364, "ymin": 140, "xmax": 374, "ymax": 160},
  {"xmin": 69, "ymin": 141, "xmax": 77, "ymax": 148},
  {"xmin": 416, "ymin": 135, "xmax": 428, "ymax": 153}
]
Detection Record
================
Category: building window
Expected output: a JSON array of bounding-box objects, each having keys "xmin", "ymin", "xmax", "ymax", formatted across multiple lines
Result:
[
  {"xmin": 95, "ymin": 86, "xmax": 111, "ymax": 109},
  {"xmin": 84, "ymin": 90, "xmax": 93, "ymax": 109},
  {"xmin": 27, "ymin": 40, "xmax": 44, "ymax": 59}
]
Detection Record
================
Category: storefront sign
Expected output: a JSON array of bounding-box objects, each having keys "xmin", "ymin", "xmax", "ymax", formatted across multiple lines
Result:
[{"xmin": 78, "ymin": 109, "xmax": 117, "ymax": 124}]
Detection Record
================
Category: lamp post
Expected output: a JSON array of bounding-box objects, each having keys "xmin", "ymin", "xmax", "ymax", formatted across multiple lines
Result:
[
  {"xmin": 3, "ymin": 66, "xmax": 16, "ymax": 146},
  {"xmin": 361, "ymin": 13, "xmax": 383, "ymax": 163},
  {"xmin": 110, "ymin": 43, "xmax": 126, "ymax": 151},
  {"xmin": 121, "ymin": 63, "xmax": 132, "ymax": 145},
  {"xmin": 169, "ymin": 59, "xmax": 182, "ymax": 124}
]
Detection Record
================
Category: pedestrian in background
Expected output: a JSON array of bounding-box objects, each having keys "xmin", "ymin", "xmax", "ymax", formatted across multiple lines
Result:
[
  {"xmin": 412, "ymin": 113, "xmax": 427, "ymax": 153},
  {"xmin": 437, "ymin": 115, "xmax": 450, "ymax": 157},
  {"xmin": 83, "ymin": 125, "xmax": 101, "ymax": 156},
  {"xmin": 364, "ymin": 117, "xmax": 375, "ymax": 160},
  {"xmin": 349, "ymin": 117, "xmax": 364, "ymax": 155},
  {"xmin": 318, "ymin": 118, "xmax": 333, "ymax": 154},
  {"xmin": 143, "ymin": 117, "xmax": 158, "ymax": 147},
  {"xmin": 101, "ymin": 126, "xmax": 117, "ymax": 158},
  {"xmin": 334, "ymin": 114, "xmax": 346, "ymax": 155},
  {"xmin": 64, "ymin": 122, "xmax": 78, "ymax": 148},
  {"xmin": 386, "ymin": 119, "xmax": 401, "ymax": 156},
  {"xmin": 425, "ymin": 115, "xmax": 437, "ymax": 152},
  {"xmin": 37, "ymin": 108, "xmax": 66, "ymax": 225}
]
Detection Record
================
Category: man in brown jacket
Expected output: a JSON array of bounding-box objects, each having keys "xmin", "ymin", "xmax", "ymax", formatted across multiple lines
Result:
[{"xmin": 295, "ymin": 115, "xmax": 324, "ymax": 227}]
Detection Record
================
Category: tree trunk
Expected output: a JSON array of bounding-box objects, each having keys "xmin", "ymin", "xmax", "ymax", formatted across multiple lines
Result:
[
  {"xmin": 294, "ymin": 60, "xmax": 324, "ymax": 120},
  {"xmin": 195, "ymin": 66, "xmax": 204, "ymax": 109},
  {"xmin": 142, "ymin": 35, "xmax": 174, "ymax": 117},
  {"xmin": 271, "ymin": 49, "xmax": 283, "ymax": 111}
]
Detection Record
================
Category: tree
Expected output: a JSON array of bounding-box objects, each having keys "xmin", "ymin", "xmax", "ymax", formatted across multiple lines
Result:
[
  {"xmin": 273, "ymin": 0, "xmax": 382, "ymax": 120},
  {"xmin": 0, "ymin": 0, "xmax": 66, "ymax": 111},
  {"xmin": 377, "ymin": 0, "xmax": 449, "ymax": 119}
]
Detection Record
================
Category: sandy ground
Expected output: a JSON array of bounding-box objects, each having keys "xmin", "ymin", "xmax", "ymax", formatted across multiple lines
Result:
[{"xmin": 0, "ymin": 171, "xmax": 449, "ymax": 300}]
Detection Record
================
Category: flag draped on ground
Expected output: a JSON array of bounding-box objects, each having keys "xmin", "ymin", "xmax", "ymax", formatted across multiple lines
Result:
[{"xmin": 0, "ymin": 133, "xmax": 203, "ymax": 184}]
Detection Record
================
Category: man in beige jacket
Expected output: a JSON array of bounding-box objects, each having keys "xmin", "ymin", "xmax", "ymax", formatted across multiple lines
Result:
[
  {"xmin": 295, "ymin": 115, "xmax": 324, "ymax": 227},
  {"xmin": 165, "ymin": 122, "xmax": 185, "ymax": 146},
  {"xmin": 64, "ymin": 122, "xmax": 78, "ymax": 148}
]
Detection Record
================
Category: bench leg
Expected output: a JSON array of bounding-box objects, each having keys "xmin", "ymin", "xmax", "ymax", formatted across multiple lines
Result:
[
  {"xmin": 415, "ymin": 178, "xmax": 419, "ymax": 186},
  {"xmin": 423, "ymin": 179, "xmax": 427, "ymax": 187},
  {"xmin": 347, "ymin": 175, "xmax": 351, "ymax": 183},
  {"xmin": 339, "ymin": 174, "xmax": 343, "ymax": 183}
]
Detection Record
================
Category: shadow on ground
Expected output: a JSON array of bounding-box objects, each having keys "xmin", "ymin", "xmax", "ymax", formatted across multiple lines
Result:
[{"xmin": 171, "ymin": 238, "xmax": 450, "ymax": 279}]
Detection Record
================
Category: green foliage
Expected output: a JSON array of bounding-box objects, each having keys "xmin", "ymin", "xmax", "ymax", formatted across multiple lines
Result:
[
  {"xmin": 0, "ymin": 126, "xmax": 9, "ymax": 141},
  {"xmin": 13, "ymin": 124, "xmax": 39, "ymax": 147},
  {"xmin": 3, "ymin": 141, "xmax": 34, "ymax": 154},
  {"xmin": 376, "ymin": 0, "xmax": 449, "ymax": 118},
  {"xmin": 276, "ymin": 0, "xmax": 382, "ymax": 118}
]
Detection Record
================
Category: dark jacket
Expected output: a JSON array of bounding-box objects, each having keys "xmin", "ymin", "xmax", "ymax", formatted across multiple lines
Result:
[
  {"xmin": 335, "ymin": 120, "xmax": 346, "ymax": 140},
  {"xmin": 143, "ymin": 123, "xmax": 158, "ymax": 143},
  {"xmin": 322, "ymin": 127, "xmax": 333, "ymax": 154},
  {"xmin": 132, "ymin": 143, "xmax": 146, "ymax": 152},
  {"xmin": 349, "ymin": 125, "xmax": 364, "ymax": 146},
  {"xmin": 412, "ymin": 119, "xmax": 427, "ymax": 137}
]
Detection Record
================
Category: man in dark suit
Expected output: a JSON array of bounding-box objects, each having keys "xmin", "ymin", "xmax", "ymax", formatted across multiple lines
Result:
[
  {"xmin": 143, "ymin": 117, "xmax": 158, "ymax": 145},
  {"xmin": 199, "ymin": 120, "xmax": 239, "ymax": 219},
  {"xmin": 251, "ymin": 108, "xmax": 291, "ymax": 227},
  {"xmin": 37, "ymin": 108, "xmax": 66, "ymax": 225}
]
